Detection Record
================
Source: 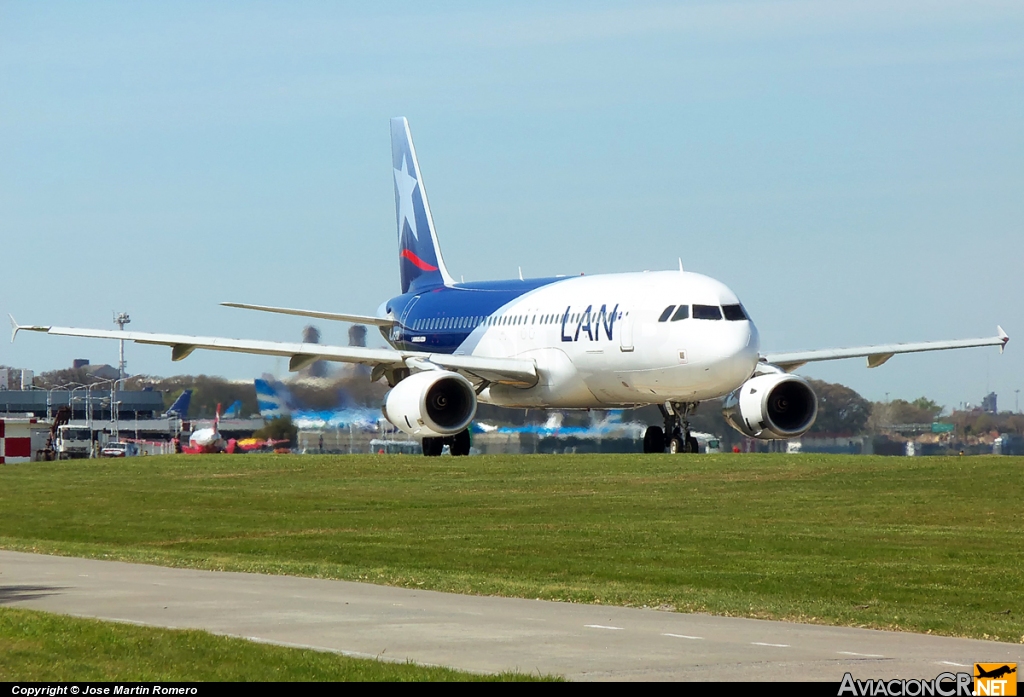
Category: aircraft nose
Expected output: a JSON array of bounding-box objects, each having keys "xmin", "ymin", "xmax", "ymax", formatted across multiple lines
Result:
[{"xmin": 723, "ymin": 320, "xmax": 760, "ymax": 381}]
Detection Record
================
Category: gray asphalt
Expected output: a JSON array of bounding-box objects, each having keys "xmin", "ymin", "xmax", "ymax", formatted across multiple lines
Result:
[{"xmin": 1, "ymin": 550, "xmax": 1020, "ymax": 681}]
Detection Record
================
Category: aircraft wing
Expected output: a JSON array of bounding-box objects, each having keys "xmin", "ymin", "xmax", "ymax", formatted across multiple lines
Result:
[
  {"xmin": 220, "ymin": 302, "xmax": 394, "ymax": 327},
  {"xmin": 762, "ymin": 326, "xmax": 1009, "ymax": 372},
  {"xmin": 11, "ymin": 321, "xmax": 538, "ymax": 387}
]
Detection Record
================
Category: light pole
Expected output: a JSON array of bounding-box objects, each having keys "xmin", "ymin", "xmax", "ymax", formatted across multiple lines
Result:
[
  {"xmin": 69, "ymin": 384, "xmax": 90, "ymax": 420},
  {"xmin": 46, "ymin": 382, "xmax": 80, "ymax": 421},
  {"xmin": 114, "ymin": 312, "xmax": 130, "ymax": 389},
  {"xmin": 85, "ymin": 379, "xmax": 117, "ymax": 454}
]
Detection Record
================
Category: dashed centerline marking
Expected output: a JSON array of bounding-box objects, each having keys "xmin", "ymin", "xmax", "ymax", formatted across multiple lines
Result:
[
  {"xmin": 751, "ymin": 642, "xmax": 790, "ymax": 648},
  {"xmin": 584, "ymin": 624, "xmax": 623, "ymax": 630},
  {"xmin": 663, "ymin": 633, "xmax": 703, "ymax": 640},
  {"xmin": 938, "ymin": 661, "xmax": 969, "ymax": 667},
  {"xmin": 838, "ymin": 651, "xmax": 884, "ymax": 658}
]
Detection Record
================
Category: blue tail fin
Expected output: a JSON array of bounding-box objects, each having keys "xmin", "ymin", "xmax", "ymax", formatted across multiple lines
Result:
[
  {"xmin": 254, "ymin": 379, "xmax": 290, "ymax": 420},
  {"xmin": 391, "ymin": 117, "xmax": 454, "ymax": 294},
  {"xmin": 165, "ymin": 389, "xmax": 192, "ymax": 418},
  {"xmin": 222, "ymin": 400, "xmax": 242, "ymax": 418}
]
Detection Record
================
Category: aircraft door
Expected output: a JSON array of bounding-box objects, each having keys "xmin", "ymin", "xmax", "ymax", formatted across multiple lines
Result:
[
  {"xmin": 395, "ymin": 296, "xmax": 419, "ymax": 343},
  {"xmin": 619, "ymin": 310, "xmax": 634, "ymax": 352}
]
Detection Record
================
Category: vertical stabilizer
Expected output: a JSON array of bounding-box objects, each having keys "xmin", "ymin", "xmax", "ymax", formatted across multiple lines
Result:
[
  {"xmin": 254, "ymin": 379, "xmax": 290, "ymax": 420},
  {"xmin": 165, "ymin": 389, "xmax": 192, "ymax": 418},
  {"xmin": 391, "ymin": 117, "xmax": 455, "ymax": 293}
]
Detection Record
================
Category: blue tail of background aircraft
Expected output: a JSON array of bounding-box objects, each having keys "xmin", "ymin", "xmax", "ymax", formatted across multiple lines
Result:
[
  {"xmin": 254, "ymin": 379, "xmax": 290, "ymax": 420},
  {"xmin": 165, "ymin": 389, "xmax": 192, "ymax": 418},
  {"xmin": 391, "ymin": 117, "xmax": 455, "ymax": 294}
]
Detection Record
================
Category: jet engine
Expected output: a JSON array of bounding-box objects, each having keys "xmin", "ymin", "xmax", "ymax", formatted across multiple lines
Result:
[
  {"xmin": 721, "ymin": 373, "xmax": 818, "ymax": 440},
  {"xmin": 382, "ymin": 370, "xmax": 477, "ymax": 437}
]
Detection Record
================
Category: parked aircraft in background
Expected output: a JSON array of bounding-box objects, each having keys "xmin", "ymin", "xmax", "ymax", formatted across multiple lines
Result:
[
  {"xmin": 14, "ymin": 118, "xmax": 1009, "ymax": 456},
  {"xmin": 183, "ymin": 403, "xmax": 227, "ymax": 454},
  {"xmin": 254, "ymin": 378, "xmax": 382, "ymax": 431},
  {"xmin": 476, "ymin": 411, "xmax": 644, "ymax": 439},
  {"xmin": 183, "ymin": 401, "xmax": 289, "ymax": 454},
  {"xmin": 163, "ymin": 389, "xmax": 192, "ymax": 418}
]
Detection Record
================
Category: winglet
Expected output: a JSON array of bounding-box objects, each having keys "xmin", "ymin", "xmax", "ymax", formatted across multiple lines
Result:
[
  {"xmin": 998, "ymin": 325, "xmax": 1009, "ymax": 353},
  {"xmin": 9, "ymin": 315, "xmax": 52, "ymax": 342}
]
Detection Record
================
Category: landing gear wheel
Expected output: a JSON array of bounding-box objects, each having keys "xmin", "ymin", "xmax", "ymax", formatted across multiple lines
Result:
[
  {"xmin": 422, "ymin": 437, "xmax": 444, "ymax": 457},
  {"xmin": 656, "ymin": 401, "xmax": 701, "ymax": 455},
  {"xmin": 685, "ymin": 435, "xmax": 700, "ymax": 454},
  {"xmin": 450, "ymin": 429, "xmax": 471, "ymax": 457},
  {"xmin": 643, "ymin": 426, "xmax": 665, "ymax": 453}
]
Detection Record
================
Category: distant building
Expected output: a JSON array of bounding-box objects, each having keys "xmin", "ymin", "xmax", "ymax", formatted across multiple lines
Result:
[
  {"xmin": 0, "ymin": 389, "xmax": 165, "ymax": 420},
  {"xmin": 982, "ymin": 392, "xmax": 998, "ymax": 414},
  {"xmin": 348, "ymin": 325, "xmax": 367, "ymax": 347},
  {"xmin": 0, "ymin": 368, "xmax": 34, "ymax": 390},
  {"xmin": 301, "ymin": 325, "xmax": 330, "ymax": 378}
]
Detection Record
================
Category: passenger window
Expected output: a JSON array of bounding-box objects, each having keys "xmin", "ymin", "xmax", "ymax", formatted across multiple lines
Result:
[
  {"xmin": 658, "ymin": 305, "xmax": 675, "ymax": 322},
  {"xmin": 671, "ymin": 305, "xmax": 689, "ymax": 321},
  {"xmin": 692, "ymin": 305, "xmax": 723, "ymax": 320}
]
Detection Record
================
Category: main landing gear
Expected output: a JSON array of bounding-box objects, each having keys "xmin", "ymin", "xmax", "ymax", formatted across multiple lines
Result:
[
  {"xmin": 643, "ymin": 402, "xmax": 700, "ymax": 454},
  {"xmin": 422, "ymin": 428, "xmax": 471, "ymax": 457}
]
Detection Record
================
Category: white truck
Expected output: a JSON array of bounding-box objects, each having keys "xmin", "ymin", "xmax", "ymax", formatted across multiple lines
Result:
[{"xmin": 55, "ymin": 425, "xmax": 107, "ymax": 459}]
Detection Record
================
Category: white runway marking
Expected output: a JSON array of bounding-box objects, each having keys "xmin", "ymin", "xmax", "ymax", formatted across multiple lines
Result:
[
  {"xmin": 663, "ymin": 633, "xmax": 703, "ymax": 640},
  {"xmin": 838, "ymin": 651, "xmax": 884, "ymax": 658},
  {"xmin": 751, "ymin": 642, "xmax": 790, "ymax": 647},
  {"xmin": 585, "ymin": 624, "xmax": 623, "ymax": 630},
  {"xmin": 938, "ymin": 661, "xmax": 970, "ymax": 667}
]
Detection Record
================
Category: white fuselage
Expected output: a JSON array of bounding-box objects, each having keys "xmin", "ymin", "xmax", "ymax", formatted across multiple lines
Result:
[{"xmin": 455, "ymin": 271, "xmax": 760, "ymax": 408}]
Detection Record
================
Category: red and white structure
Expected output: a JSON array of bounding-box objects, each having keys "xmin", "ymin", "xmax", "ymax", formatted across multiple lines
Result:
[{"xmin": 0, "ymin": 418, "xmax": 39, "ymax": 464}]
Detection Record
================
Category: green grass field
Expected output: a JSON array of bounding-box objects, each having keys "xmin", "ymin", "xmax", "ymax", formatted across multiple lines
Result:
[
  {"xmin": 0, "ymin": 453, "xmax": 1021, "ymax": 642},
  {"xmin": 0, "ymin": 606, "xmax": 550, "ymax": 681}
]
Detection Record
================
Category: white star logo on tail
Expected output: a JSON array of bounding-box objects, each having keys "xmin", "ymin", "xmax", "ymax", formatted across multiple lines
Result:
[{"xmin": 394, "ymin": 155, "xmax": 419, "ymax": 241}]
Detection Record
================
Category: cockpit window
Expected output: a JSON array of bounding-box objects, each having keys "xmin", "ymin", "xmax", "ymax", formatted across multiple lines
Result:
[
  {"xmin": 658, "ymin": 305, "xmax": 676, "ymax": 322},
  {"xmin": 723, "ymin": 304, "xmax": 747, "ymax": 321},
  {"xmin": 670, "ymin": 305, "xmax": 689, "ymax": 321},
  {"xmin": 693, "ymin": 304, "xmax": 723, "ymax": 320}
]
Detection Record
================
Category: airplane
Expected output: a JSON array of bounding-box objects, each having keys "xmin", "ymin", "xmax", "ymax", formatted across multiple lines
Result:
[
  {"xmin": 164, "ymin": 389, "xmax": 192, "ymax": 418},
  {"xmin": 476, "ymin": 410, "xmax": 646, "ymax": 439},
  {"xmin": 182, "ymin": 401, "xmax": 286, "ymax": 454},
  {"xmin": 254, "ymin": 377, "xmax": 383, "ymax": 431},
  {"xmin": 975, "ymin": 665, "xmax": 1016, "ymax": 680},
  {"xmin": 10, "ymin": 117, "xmax": 1010, "ymax": 456},
  {"xmin": 183, "ymin": 403, "xmax": 227, "ymax": 454}
]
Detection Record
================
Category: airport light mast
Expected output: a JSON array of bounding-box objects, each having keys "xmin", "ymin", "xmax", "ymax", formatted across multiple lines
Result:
[{"xmin": 114, "ymin": 312, "xmax": 130, "ymax": 388}]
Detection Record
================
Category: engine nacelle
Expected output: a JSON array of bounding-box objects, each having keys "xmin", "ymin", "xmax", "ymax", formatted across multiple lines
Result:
[
  {"xmin": 722, "ymin": 373, "xmax": 818, "ymax": 440},
  {"xmin": 382, "ymin": 370, "xmax": 477, "ymax": 437}
]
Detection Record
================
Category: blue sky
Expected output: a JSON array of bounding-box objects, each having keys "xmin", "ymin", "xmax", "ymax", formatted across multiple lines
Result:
[{"xmin": 1, "ymin": 1, "xmax": 1021, "ymax": 412}]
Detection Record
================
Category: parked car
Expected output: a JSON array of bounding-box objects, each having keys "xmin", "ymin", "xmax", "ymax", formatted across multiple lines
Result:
[{"xmin": 100, "ymin": 442, "xmax": 139, "ymax": 458}]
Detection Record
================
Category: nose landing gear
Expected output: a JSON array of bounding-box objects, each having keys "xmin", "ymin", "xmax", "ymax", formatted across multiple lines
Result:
[{"xmin": 643, "ymin": 402, "xmax": 700, "ymax": 454}]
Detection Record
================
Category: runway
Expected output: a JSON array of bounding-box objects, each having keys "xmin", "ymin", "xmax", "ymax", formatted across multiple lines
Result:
[{"xmin": 1, "ymin": 550, "xmax": 1020, "ymax": 681}]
